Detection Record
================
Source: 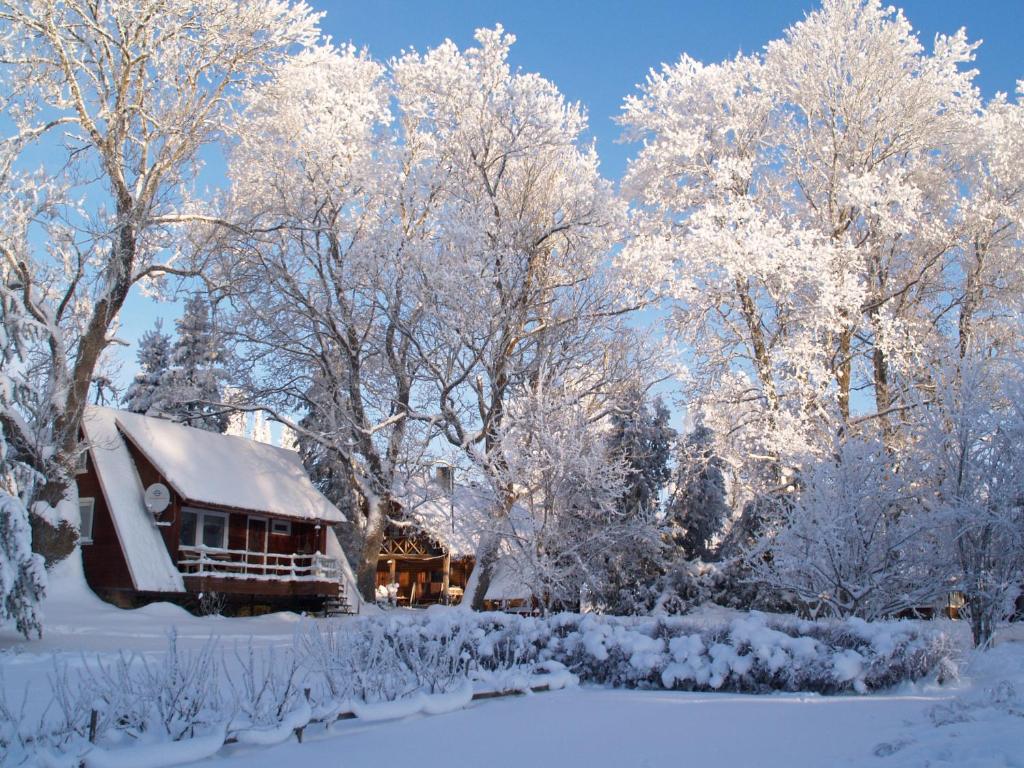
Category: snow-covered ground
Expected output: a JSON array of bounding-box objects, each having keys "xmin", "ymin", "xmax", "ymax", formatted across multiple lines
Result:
[
  {"xmin": 195, "ymin": 636, "xmax": 1022, "ymax": 768},
  {"xmin": 2, "ymin": 567, "xmax": 1022, "ymax": 768}
]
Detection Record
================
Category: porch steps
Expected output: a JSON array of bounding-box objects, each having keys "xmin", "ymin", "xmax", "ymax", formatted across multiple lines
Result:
[{"xmin": 323, "ymin": 581, "xmax": 356, "ymax": 616}]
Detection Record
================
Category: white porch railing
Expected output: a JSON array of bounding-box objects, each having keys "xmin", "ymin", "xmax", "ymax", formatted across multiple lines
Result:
[{"xmin": 178, "ymin": 546, "xmax": 341, "ymax": 583}]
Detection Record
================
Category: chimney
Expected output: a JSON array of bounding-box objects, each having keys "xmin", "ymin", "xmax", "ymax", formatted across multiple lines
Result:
[{"xmin": 434, "ymin": 464, "xmax": 454, "ymax": 494}]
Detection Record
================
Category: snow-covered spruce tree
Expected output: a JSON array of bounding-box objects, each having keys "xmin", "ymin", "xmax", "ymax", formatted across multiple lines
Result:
[
  {"xmin": 0, "ymin": 279, "xmax": 46, "ymax": 637},
  {"xmin": 608, "ymin": 390, "xmax": 674, "ymax": 519},
  {"xmin": 0, "ymin": 489, "xmax": 46, "ymax": 639},
  {"xmin": 123, "ymin": 320, "xmax": 172, "ymax": 415},
  {"xmin": 251, "ymin": 411, "xmax": 273, "ymax": 445},
  {"xmin": 750, "ymin": 435, "xmax": 940, "ymax": 621},
  {"xmin": 496, "ymin": 381, "xmax": 649, "ymax": 613},
  {"xmin": 293, "ymin": 391, "xmax": 361, "ymax": 571},
  {"xmin": 0, "ymin": 0, "xmax": 322, "ymax": 563},
  {"xmin": 155, "ymin": 295, "xmax": 231, "ymax": 432},
  {"xmin": 666, "ymin": 423, "xmax": 730, "ymax": 561},
  {"xmin": 599, "ymin": 390, "xmax": 675, "ymax": 613}
]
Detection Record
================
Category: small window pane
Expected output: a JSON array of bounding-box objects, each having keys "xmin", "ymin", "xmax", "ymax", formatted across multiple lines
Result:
[
  {"xmin": 271, "ymin": 519, "xmax": 291, "ymax": 535},
  {"xmin": 79, "ymin": 499, "xmax": 95, "ymax": 543},
  {"xmin": 179, "ymin": 511, "xmax": 198, "ymax": 547},
  {"xmin": 201, "ymin": 514, "xmax": 227, "ymax": 549}
]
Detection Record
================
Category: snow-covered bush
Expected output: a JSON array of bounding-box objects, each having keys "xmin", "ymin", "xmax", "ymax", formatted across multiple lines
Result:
[
  {"xmin": 314, "ymin": 608, "xmax": 956, "ymax": 697},
  {"xmin": 375, "ymin": 582, "xmax": 398, "ymax": 608},
  {"xmin": 197, "ymin": 591, "xmax": 226, "ymax": 617},
  {"xmin": 549, "ymin": 612, "xmax": 957, "ymax": 694},
  {"xmin": 227, "ymin": 643, "xmax": 307, "ymax": 734},
  {"xmin": 751, "ymin": 436, "xmax": 942, "ymax": 621},
  {"xmin": 78, "ymin": 632, "xmax": 228, "ymax": 744},
  {"xmin": 0, "ymin": 632, "xmax": 230, "ymax": 766}
]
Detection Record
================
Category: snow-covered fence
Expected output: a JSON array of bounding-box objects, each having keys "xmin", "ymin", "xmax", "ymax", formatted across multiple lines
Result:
[{"xmin": 0, "ymin": 610, "xmax": 958, "ymax": 767}]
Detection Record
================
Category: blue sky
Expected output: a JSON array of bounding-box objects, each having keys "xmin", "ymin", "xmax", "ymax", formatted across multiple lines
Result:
[{"xmin": 115, "ymin": 0, "xmax": 1024, "ymax": 393}]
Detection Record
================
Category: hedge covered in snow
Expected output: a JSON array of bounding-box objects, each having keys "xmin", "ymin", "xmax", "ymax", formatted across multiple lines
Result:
[
  {"xmin": 0, "ymin": 609, "xmax": 958, "ymax": 767},
  {"xmin": 439, "ymin": 608, "xmax": 958, "ymax": 695}
]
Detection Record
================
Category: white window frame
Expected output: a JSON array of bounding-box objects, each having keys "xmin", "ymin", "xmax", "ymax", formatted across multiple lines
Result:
[
  {"xmin": 79, "ymin": 497, "xmax": 95, "ymax": 544},
  {"xmin": 180, "ymin": 507, "xmax": 229, "ymax": 550},
  {"xmin": 74, "ymin": 450, "xmax": 89, "ymax": 475},
  {"xmin": 270, "ymin": 519, "xmax": 292, "ymax": 536}
]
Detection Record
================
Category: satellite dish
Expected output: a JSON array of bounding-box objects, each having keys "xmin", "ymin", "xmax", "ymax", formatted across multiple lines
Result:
[{"xmin": 144, "ymin": 483, "xmax": 171, "ymax": 515}]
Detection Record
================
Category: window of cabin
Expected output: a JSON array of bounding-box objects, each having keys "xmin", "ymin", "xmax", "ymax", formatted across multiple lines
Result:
[
  {"xmin": 271, "ymin": 519, "xmax": 291, "ymax": 536},
  {"xmin": 74, "ymin": 450, "xmax": 88, "ymax": 475},
  {"xmin": 78, "ymin": 498, "xmax": 95, "ymax": 544},
  {"xmin": 179, "ymin": 509, "xmax": 228, "ymax": 549}
]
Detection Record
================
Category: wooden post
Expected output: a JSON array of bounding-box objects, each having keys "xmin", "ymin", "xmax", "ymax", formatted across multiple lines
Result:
[
  {"xmin": 442, "ymin": 552, "xmax": 451, "ymax": 604},
  {"xmin": 296, "ymin": 688, "xmax": 311, "ymax": 743},
  {"xmin": 388, "ymin": 558, "xmax": 396, "ymax": 585},
  {"xmin": 89, "ymin": 709, "xmax": 98, "ymax": 743}
]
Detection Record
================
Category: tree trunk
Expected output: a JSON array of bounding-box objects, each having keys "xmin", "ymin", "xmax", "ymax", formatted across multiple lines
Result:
[
  {"xmin": 465, "ymin": 533, "xmax": 500, "ymax": 611},
  {"xmin": 970, "ymin": 604, "xmax": 993, "ymax": 648},
  {"xmin": 355, "ymin": 496, "xmax": 387, "ymax": 602},
  {"xmin": 735, "ymin": 278, "xmax": 778, "ymax": 417},
  {"xmin": 958, "ymin": 239, "xmax": 985, "ymax": 359},
  {"xmin": 835, "ymin": 328, "xmax": 853, "ymax": 425}
]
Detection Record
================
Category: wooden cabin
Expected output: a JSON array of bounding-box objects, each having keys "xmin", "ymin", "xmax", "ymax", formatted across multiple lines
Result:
[
  {"xmin": 376, "ymin": 474, "xmax": 535, "ymax": 611},
  {"xmin": 77, "ymin": 407, "xmax": 357, "ymax": 616}
]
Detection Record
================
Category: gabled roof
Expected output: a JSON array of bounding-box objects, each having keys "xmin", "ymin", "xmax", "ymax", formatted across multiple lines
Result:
[
  {"xmin": 395, "ymin": 478, "xmax": 535, "ymax": 559},
  {"xmin": 391, "ymin": 478, "xmax": 538, "ymax": 601},
  {"xmin": 97, "ymin": 407, "xmax": 344, "ymax": 524}
]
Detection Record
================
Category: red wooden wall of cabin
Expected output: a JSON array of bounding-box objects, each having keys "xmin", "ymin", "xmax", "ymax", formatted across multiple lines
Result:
[{"xmin": 77, "ymin": 451, "xmax": 134, "ymax": 592}]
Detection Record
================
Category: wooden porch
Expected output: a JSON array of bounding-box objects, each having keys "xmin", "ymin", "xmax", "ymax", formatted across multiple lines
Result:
[
  {"xmin": 178, "ymin": 546, "xmax": 343, "ymax": 598},
  {"xmin": 377, "ymin": 530, "xmax": 470, "ymax": 605}
]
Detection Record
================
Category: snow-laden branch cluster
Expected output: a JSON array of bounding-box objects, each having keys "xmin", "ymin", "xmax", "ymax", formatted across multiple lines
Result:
[
  {"xmin": 203, "ymin": 27, "xmax": 659, "ymax": 607},
  {"xmin": 620, "ymin": 0, "xmax": 1024, "ymax": 493}
]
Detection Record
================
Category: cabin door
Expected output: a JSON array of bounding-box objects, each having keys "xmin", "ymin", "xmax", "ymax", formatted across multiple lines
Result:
[{"xmin": 246, "ymin": 517, "xmax": 268, "ymax": 575}]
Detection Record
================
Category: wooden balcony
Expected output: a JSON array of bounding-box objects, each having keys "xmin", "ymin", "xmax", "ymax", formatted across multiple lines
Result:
[{"xmin": 178, "ymin": 546, "xmax": 342, "ymax": 598}]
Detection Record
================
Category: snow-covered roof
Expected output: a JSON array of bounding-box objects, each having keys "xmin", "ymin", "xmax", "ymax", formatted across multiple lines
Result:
[
  {"xmin": 104, "ymin": 407, "xmax": 345, "ymax": 523},
  {"xmin": 395, "ymin": 479, "xmax": 534, "ymax": 560},
  {"xmin": 81, "ymin": 408, "xmax": 186, "ymax": 593},
  {"xmin": 483, "ymin": 555, "xmax": 536, "ymax": 602}
]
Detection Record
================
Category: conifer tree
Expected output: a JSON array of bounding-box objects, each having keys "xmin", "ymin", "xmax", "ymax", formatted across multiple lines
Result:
[
  {"xmin": 597, "ymin": 390, "xmax": 675, "ymax": 613},
  {"xmin": 156, "ymin": 295, "xmax": 231, "ymax": 432},
  {"xmin": 667, "ymin": 424, "xmax": 730, "ymax": 561},
  {"xmin": 608, "ymin": 391, "xmax": 675, "ymax": 519},
  {"xmin": 124, "ymin": 320, "xmax": 172, "ymax": 415},
  {"xmin": 0, "ymin": 466, "xmax": 45, "ymax": 639},
  {"xmin": 252, "ymin": 411, "xmax": 273, "ymax": 444}
]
